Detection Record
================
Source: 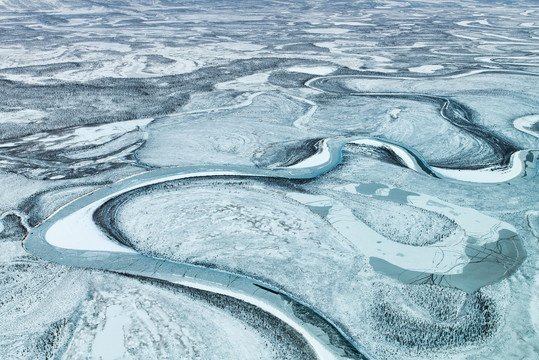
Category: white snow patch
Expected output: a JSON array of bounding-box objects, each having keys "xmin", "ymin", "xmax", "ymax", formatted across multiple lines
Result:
[
  {"xmin": 332, "ymin": 21, "xmax": 374, "ymax": 27},
  {"xmin": 513, "ymin": 114, "xmax": 539, "ymax": 138},
  {"xmin": 408, "ymin": 65, "xmax": 444, "ymax": 74},
  {"xmin": 215, "ymin": 73, "xmax": 271, "ymax": 90},
  {"xmin": 48, "ymin": 175, "xmax": 65, "ymax": 180},
  {"xmin": 388, "ymin": 108, "xmax": 402, "ymax": 119},
  {"xmin": 287, "ymin": 65, "xmax": 337, "ymax": 75},
  {"xmin": 46, "ymin": 204, "xmax": 136, "ymax": 253},
  {"xmin": 456, "ymin": 19, "xmax": 491, "ymax": 27},
  {"xmin": 368, "ymin": 67, "xmax": 398, "ymax": 73},
  {"xmin": 351, "ymin": 139, "xmax": 421, "ymax": 171},
  {"xmin": 217, "ymin": 41, "xmax": 265, "ymax": 51},
  {"xmin": 305, "ymin": 28, "xmax": 350, "ymax": 34},
  {"xmin": 0, "ymin": 109, "xmax": 48, "ymax": 123},
  {"xmin": 43, "ymin": 118, "xmax": 153, "ymax": 151},
  {"xmin": 92, "ymin": 304, "xmax": 129, "ymax": 360},
  {"xmin": 234, "ymin": 73, "xmax": 270, "ymax": 84},
  {"xmin": 532, "ymin": 273, "xmax": 539, "ymax": 334},
  {"xmin": 288, "ymin": 140, "xmax": 330, "ymax": 169},
  {"xmin": 433, "ymin": 150, "xmax": 534, "ymax": 183}
]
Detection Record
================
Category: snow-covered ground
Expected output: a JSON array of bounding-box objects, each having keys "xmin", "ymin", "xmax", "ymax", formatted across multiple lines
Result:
[{"xmin": 1, "ymin": 0, "xmax": 538, "ymax": 359}]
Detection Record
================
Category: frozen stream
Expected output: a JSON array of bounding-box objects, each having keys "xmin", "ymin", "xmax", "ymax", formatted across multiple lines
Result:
[{"xmin": 23, "ymin": 136, "xmax": 529, "ymax": 359}]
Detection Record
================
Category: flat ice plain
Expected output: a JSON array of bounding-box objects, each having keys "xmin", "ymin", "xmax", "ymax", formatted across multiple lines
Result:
[{"xmin": 0, "ymin": 0, "xmax": 538, "ymax": 359}]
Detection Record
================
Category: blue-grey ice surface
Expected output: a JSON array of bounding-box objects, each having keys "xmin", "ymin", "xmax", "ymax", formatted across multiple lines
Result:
[{"xmin": 0, "ymin": 0, "xmax": 538, "ymax": 359}]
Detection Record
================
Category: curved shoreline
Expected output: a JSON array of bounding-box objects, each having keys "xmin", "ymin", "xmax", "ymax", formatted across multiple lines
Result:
[
  {"xmin": 513, "ymin": 114, "xmax": 539, "ymax": 139},
  {"xmin": 24, "ymin": 135, "xmax": 529, "ymax": 358},
  {"xmin": 273, "ymin": 136, "xmax": 538, "ymax": 184},
  {"xmin": 24, "ymin": 166, "xmax": 371, "ymax": 360},
  {"xmin": 304, "ymin": 71, "xmax": 539, "ymax": 174},
  {"xmin": 21, "ymin": 72, "xmax": 535, "ymax": 359}
]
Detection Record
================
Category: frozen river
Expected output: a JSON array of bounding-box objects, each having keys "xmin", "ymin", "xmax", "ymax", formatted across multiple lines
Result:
[{"xmin": 1, "ymin": 0, "xmax": 538, "ymax": 359}]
